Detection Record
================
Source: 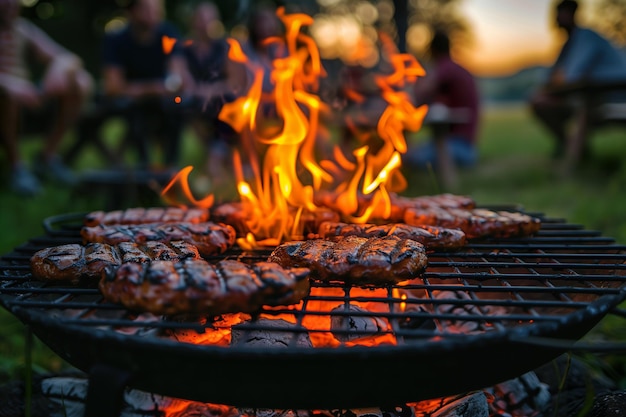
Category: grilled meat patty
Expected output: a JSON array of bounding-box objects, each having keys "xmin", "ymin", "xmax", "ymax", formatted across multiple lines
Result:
[
  {"xmin": 316, "ymin": 221, "xmax": 467, "ymax": 251},
  {"xmin": 313, "ymin": 191, "xmax": 475, "ymax": 223},
  {"xmin": 99, "ymin": 259, "xmax": 311, "ymax": 316},
  {"xmin": 81, "ymin": 222, "xmax": 236, "ymax": 257},
  {"xmin": 84, "ymin": 206, "xmax": 209, "ymax": 227},
  {"xmin": 404, "ymin": 207, "xmax": 541, "ymax": 239},
  {"xmin": 269, "ymin": 235, "xmax": 427, "ymax": 285},
  {"xmin": 30, "ymin": 241, "xmax": 201, "ymax": 283}
]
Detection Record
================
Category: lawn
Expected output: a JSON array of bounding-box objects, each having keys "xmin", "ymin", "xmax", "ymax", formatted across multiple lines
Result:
[{"xmin": 1, "ymin": 102, "xmax": 625, "ymax": 386}]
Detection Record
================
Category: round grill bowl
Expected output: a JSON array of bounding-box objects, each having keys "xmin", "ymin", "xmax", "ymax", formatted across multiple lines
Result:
[{"xmin": 1, "ymin": 211, "xmax": 626, "ymax": 409}]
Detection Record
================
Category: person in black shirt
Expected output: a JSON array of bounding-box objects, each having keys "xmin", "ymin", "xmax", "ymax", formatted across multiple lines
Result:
[
  {"xmin": 101, "ymin": 0, "xmax": 190, "ymax": 169},
  {"xmin": 182, "ymin": 2, "xmax": 240, "ymax": 182}
]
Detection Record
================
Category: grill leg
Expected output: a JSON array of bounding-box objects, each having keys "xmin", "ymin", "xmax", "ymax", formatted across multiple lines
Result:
[{"xmin": 84, "ymin": 364, "xmax": 131, "ymax": 417}]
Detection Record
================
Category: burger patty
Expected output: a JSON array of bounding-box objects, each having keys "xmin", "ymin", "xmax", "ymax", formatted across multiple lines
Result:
[
  {"xmin": 83, "ymin": 206, "xmax": 209, "ymax": 227},
  {"xmin": 81, "ymin": 222, "xmax": 236, "ymax": 257},
  {"xmin": 403, "ymin": 207, "xmax": 541, "ymax": 239},
  {"xmin": 99, "ymin": 259, "xmax": 311, "ymax": 316},
  {"xmin": 316, "ymin": 221, "xmax": 467, "ymax": 251},
  {"xmin": 30, "ymin": 241, "xmax": 201, "ymax": 283},
  {"xmin": 268, "ymin": 235, "xmax": 428, "ymax": 285}
]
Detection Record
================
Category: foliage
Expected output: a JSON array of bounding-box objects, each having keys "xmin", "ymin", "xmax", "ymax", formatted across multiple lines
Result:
[{"xmin": 590, "ymin": 0, "xmax": 626, "ymax": 46}]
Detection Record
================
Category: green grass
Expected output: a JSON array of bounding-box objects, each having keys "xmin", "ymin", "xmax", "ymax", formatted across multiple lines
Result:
[{"xmin": 1, "ymin": 103, "xmax": 625, "ymax": 387}]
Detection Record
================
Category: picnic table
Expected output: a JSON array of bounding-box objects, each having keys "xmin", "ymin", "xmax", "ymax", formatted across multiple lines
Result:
[{"xmin": 546, "ymin": 79, "xmax": 626, "ymax": 173}]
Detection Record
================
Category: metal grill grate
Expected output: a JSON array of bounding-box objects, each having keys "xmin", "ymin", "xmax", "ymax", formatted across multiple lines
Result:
[{"xmin": 1, "ymin": 210, "xmax": 626, "ymax": 409}]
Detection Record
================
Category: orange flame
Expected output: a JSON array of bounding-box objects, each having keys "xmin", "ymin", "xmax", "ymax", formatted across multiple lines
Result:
[
  {"xmin": 217, "ymin": 7, "xmax": 332, "ymax": 245},
  {"xmin": 161, "ymin": 166, "xmax": 215, "ymax": 208},
  {"xmin": 161, "ymin": 35, "xmax": 177, "ymax": 55},
  {"xmin": 165, "ymin": 10, "xmax": 426, "ymax": 246}
]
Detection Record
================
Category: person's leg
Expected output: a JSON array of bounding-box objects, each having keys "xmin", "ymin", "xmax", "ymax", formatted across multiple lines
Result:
[
  {"xmin": 0, "ymin": 92, "xmax": 41, "ymax": 195},
  {"xmin": 37, "ymin": 68, "xmax": 93, "ymax": 184},
  {"xmin": 127, "ymin": 100, "xmax": 153, "ymax": 169},
  {"xmin": 447, "ymin": 137, "xmax": 477, "ymax": 168},
  {"xmin": 160, "ymin": 102, "xmax": 184, "ymax": 169},
  {"xmin": 404, "ymin": 140, "xmax": 437, "ymax": 170},
  {"xmin": 529, "ymin": 92, "xmax": 573, "ymax": 158}
]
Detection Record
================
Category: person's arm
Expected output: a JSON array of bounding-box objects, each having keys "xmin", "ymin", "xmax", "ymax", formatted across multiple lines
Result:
[
  {"xmin": 552, "ymin": 29, "xmax": 598, "ymax": 85},
  {"xmin": 413, "ymin": 64, "xmax": 441, "ymax": 106},
  {"xmin": 20, "ymin": 18, "xmax": 85, "ymax": 95},
  {"xmin": 102, "ymin": 66, "xmax": 167, "ymax": 98}
]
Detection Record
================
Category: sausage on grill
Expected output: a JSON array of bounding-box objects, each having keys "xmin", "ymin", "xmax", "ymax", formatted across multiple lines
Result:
[
  {"xmin": 316, "ymin": 221, "xmax": 467, "ymax": 251},
  {"xmin": 81, "ymin": 222, "xmax": 236, "ymax": 257},
  {"xmin": 269, "ymin": 235, "xmax": 428, "ymax": 285},
  {"xmin": 404, "ymin": 207, "xmax": 541, "ymax": 239},
  {"xmin": 99, "ymin": 259, "xmax": 311, "ymax": 316},
  {"xmin": 84, "ymin": 206, "xmax": 210, "ymax": 227},
  {"xmin": 30, "ymin": 241, "xmax": 201, "ymax": 283}
]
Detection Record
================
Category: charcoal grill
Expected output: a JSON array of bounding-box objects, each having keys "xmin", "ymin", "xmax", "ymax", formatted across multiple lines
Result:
[{"xmin": 1, "ymin": 208, "xmax": 626, "ymax": 414}]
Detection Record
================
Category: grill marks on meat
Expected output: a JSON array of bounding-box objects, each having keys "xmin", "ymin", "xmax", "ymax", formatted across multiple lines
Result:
[
  {"xmin": 83, "ymin": 207, "xmax": 209, "ymax": 227},
  {"xmin": 30, "ymin": 241, "xmax": 201, "ymax": 283},
  {"xmin": 404, "ymin": 207, "xmax": 541, "ymax": 239},
  {"xmin": 99, "ymin": 259, "xmax": 311, "ymax": 316},
  {"xmin": 81, "ymin": 222, "xmax": 236, "ymax": 257},
  {"xmin": 317, "ymin": 221, "xmax": 467, "ymax": 251},
  {"xmin": 269, "ymin": 235, "xmax": 427, "ymax": 285}
]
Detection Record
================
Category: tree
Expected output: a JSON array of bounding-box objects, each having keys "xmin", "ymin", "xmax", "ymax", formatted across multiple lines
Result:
[{"xmin": 590, "ymin": 0, "xmax": 626, "ymax": 45}]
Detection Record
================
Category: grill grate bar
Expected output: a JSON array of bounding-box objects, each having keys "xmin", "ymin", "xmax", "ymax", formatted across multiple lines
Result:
[
  {"xmin": 423, "ymin": 272, "xmax": 626, "ymax": 281},
  {"xmin": 5, "ymin": 293, "xmax": 598, "ymax": 310},
  {"xmin": 427, "ymin": 261, "xmax": 626, "ymax": 270},
  {"xmin": 24, "ymin": 312, "xmax": 582, "ymax": 331}
]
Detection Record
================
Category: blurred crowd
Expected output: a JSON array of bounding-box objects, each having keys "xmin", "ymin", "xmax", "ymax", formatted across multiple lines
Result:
[{"xmin": 2, "ymin": 0, "xmax": 624, "ymax": 198}]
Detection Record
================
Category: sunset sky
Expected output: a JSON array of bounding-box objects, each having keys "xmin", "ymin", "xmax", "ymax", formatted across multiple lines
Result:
[{"xmin": 456, "ymin": 0, "xmax": 598, "ymax": 76}]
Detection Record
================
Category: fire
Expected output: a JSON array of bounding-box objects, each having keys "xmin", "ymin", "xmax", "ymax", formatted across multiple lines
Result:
[{"xmin": 163, "ymin": 8, "xmax": 427, "ymax": 247}]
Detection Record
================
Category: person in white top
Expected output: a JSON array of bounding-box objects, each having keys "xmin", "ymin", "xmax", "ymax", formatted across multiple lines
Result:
[
  {"xmin": 530, "ymin": 0, "xmax": 626, "ymax": 158},
  {"xmin": 0, "ymin": 0, "xmax": 93, "ymax": 196}
]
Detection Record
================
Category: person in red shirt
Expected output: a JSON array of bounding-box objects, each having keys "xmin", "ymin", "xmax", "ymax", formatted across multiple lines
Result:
[{"xmin": 406, "ymin": 30, "xmax": 481, "ymax": 169}]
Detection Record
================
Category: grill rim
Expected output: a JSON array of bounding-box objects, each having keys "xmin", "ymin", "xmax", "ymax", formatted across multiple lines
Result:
[{"xmin": 2, "ymin": 209, "xmax": 626, "ymax": 408}]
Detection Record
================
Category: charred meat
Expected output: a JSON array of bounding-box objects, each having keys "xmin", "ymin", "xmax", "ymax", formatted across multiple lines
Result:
[
  {"xmin": 81, "ymin": 222, "xmax": 236, "ymax": 257},
  {"xmin": 84, "ymin": 206, "xmax": 209, "ymax": 227},
  {"xmin": 100, "ymin": 259, "xmax": 311, "ymax": 316},
  {"xmin": 30, "ymin": 241, "xmax": 201, "ymax": 283},
  {"xmin": 269, "ymin": 235, "xmax": 427, "ymax": 285},
  {"xmin": 313, "ymin": 191, "xmax": 475, "ymax": 223},
  {"xmin": 404, "ymin": 207, "xmax": 541, "ymax": 239},
  {"xmin": 316, "ymin": 221, "xmax": 467, "ymax": 251}
]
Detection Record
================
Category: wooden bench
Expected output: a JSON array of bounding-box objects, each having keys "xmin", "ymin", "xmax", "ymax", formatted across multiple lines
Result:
[{"xmin": 547, "ymin": 80, "xmax": 626, "ymax": 174}]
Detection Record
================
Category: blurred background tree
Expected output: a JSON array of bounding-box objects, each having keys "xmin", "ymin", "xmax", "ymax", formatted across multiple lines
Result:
[{"xmin": 589, "ymin": 0, "xmax": 626, "ymax": 45}]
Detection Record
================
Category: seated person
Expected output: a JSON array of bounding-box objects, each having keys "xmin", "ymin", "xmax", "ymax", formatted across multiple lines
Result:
[
  {"xmin": 529, "ymin": 0, "xmax": 626, "ymax": 158},
  {"xmin": 406, "ymin": 30, "xmax": 480, "ymax": 169},
  {"xmin": 101, "ymin": 0, "xmax": 190, "ymax": 170},
  {"xmin": 182, "ymin": 1, "xmax": 240, "ymax": 181},
  {"xmin": 0, "ymin": 0, "xmax": 93, "ymax": 196}
]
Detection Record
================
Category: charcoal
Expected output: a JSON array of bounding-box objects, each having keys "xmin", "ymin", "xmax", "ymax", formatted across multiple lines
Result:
[
  {"xmin": 330, "ymin": 305, "xmax": 389, "ymax": 342},
  {"xmin": 231, "ymin": 318, "xmax": 312, "ymax": 348},
  {"xmin": 240, "ymin": 409, "xmax": 309, "ymax": 417},
  {"xmin": 588, "ymin": 391, "xmax": 626, "ymax": 417},
  {"xmin": 430, "ymin": 392, "xmax": 488, "ymax": 417},
  {"xmin": 315, "ymin": 406, "xmax": 414, "ymax": 417},
  {"xmin": 430, "ymin": 290, "xmax": 505, "ymax": 334},
  {"xmin": 486, "ymin": 371, "xmax": 550, "ymax": 416}
]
